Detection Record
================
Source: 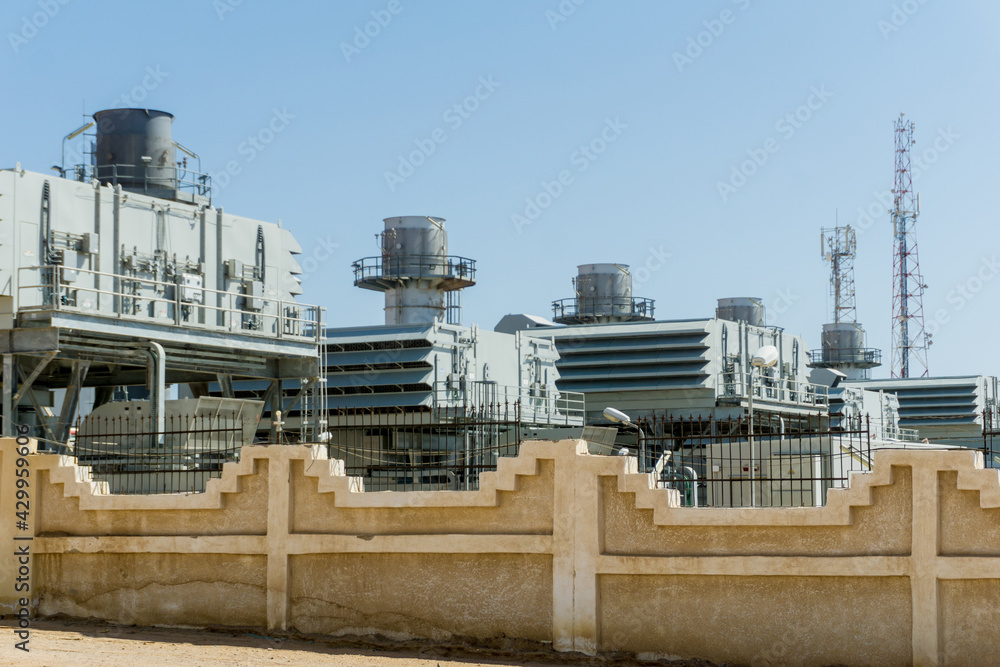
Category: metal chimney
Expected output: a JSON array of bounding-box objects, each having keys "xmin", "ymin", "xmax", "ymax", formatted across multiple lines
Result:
[
  {"xmin": 552, "ymin": 263, "xmax": 655, "ymax": 325},
  {"xmin": 93, "ymin": 108, "xmax": 178, "ymax": 198},
  {"xmin": 353, "ymin": 216, "xmax": 476, "ymax": 325},
  {"xmin": 808, "ymin": 322, "xmax": 882, "ymax": 380},
  {"xmin": 715, "ymin": 297, "xmax": 766, "ymax": 326}
]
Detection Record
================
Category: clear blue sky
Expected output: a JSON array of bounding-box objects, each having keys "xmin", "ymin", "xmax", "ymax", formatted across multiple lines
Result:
[{"xmin": 2, "ymin": 1, "xmax": 997, "ymax": 379}]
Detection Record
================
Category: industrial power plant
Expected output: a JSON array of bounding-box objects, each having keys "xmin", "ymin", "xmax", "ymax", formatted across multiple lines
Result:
[
  {"xmin": 2, "ymin": 94, "xmax": 999, "ymax": 667},
  {"xmin": 0, "ymin": 107, "xmax": 996, "ymax": 501},
  {"xmin": 5, "ymin": 3, "xmax": 996, "ymax": 663}
]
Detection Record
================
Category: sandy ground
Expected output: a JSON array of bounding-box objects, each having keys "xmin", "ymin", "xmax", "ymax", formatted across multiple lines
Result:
[{"xmin": 0, "ymin": 620, "xmax": 710, "ymax": 666}]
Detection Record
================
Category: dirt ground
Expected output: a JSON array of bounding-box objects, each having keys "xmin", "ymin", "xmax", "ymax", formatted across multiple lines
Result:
[{"xmin": 0, "ymin": 620, "xmax": 711, "ymax": 666}]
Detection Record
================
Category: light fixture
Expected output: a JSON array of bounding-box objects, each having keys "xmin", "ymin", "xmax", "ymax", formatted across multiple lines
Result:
[
  {"xmin": 751, "ymin": 345, "xmax": 779, "ymax": 368},
  {"xmin": 603, "ymin": 406, "xmax": 632, "ymax": 425},
  {"xmin": 61, "ymin": 121, "xmax": 95, "ymax": 176},
  {"xmin": 604, "ymin": 406, "xmax": 645, "ymax": 465}
]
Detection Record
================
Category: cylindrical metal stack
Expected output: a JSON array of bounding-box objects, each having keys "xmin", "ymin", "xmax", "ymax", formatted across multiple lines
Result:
[
  {"xmin": 93, "ymin": 108, "xmax": 177, "ymax": 193},
  {"xmin": 382, "ymin": 216, "xmax": 447, "ymax": 324},
  {"xmin": 806, "ymin": 321, "xmax": 880, "ymax": 380},
  {"xmin": 575, "ymin": 263, "xmax": 633, "ymax": 319},
  {"xmin": 551, "ymin": 263, "xmax": 654, "ymax": 325},
  {"xmin": 821, "ymin": 322, "xmax": 866, "ymax": 364},
  {"xmin": 380, "ymin": 216, "xmax": 448, "ymax": 279},
  {"xmin": 352, "ymin": 216, "xmax": 475, "ymax": 325},
  {"xmin": 715, "ymin": 297, "xmax": 766, "ymax": 326}
]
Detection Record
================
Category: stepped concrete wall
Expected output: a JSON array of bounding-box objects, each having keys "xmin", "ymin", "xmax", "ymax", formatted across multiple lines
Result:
[{"xmin": 3, "ymin": 437, "xmax": 1000, "ymax": 666}]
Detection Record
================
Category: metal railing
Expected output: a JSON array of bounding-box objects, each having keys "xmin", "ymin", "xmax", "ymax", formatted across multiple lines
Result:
[
  {"xmin": 72, "ymin": 162, "xmax": 212, "ymax": 201},
  {"xmin": 984, "ymin": 411, "xmax": 1000, "ymax": 469},
  {"xmin": 17, "ymin": 265, "xmax": 322, "ymax": 342},
  {"xmin": 72, "ymin": 413, "xmax": 249, "ymax": 494},
  {"xmin": 635, "ymin": 413, "xmax": 871, "ymax": 508},
  {"xmin": 883, "ymin": 425, "xmax": 921, "ymax": 442},
  {"xmin": 353, "ymin": 255, "xmax": 476, "ymax": 285},
  {"xmin": 807, "ymin": 348, "xmax": 882, "ymax": 365},
  {"xmin": 432, "ymin": 380, "xmax": 585, "ymax": 426},
  {"xmin": 719, "ymin": 371, "xmax": 829, "ymax": 408},
  {"xmin": 326, "ymin": 403, "xmax": 522, "ymax": 492},
  {"xmin": 551, "ymin": 296, "xmax": 655, "ymax": 321}
]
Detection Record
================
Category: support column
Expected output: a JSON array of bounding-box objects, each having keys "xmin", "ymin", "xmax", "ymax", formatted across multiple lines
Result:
[
  {"xmin": 56, "ymin": 361, "xmax": 89, "ymax": 443},
  {"xmin": 187, "ymin": 382, "xmax": 210, "ymax": 399},
  {"xmin": 570, "ymin": 457, "xmax": 601, "ymax": 655},
  {"xmin": 551, "ymin": 445, "xmax": 577, "ymax": 652},
  {"xmin": 12, "ymin": 351, "xmax": 57, "ymax": 408},
  {"xmin": 266, "ymin": 451, "xmax": 291, "ymax": 630},
  {"xmin": 217, "ymin": 374, "xmax": 235, "ymax": 399},
  {"xmin": 268, "ymin": 379, "xmax": 282, "ymax": 443},
  {"xmin": 2, "ymin": 355, "xmax": 13, "ymax": 437},
  {"xmin": 23, "ymin": 384, "xmax": 57, "ymax": 446},
  {"xmin": 93, "ymin": 387, "xmax": 115, "ymax": 408},
  {"xmin": 911, "ymin": 466, "xmax": 941, "ymax": 666}
]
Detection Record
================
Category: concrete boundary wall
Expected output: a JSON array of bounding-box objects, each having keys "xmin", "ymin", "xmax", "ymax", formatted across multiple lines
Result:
[{"xmin": 3, "ymin": 438, "xmax": 1000, "ymax": 666}]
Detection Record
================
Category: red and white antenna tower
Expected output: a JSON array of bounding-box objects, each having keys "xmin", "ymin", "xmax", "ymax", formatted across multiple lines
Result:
[{"xmin": 890, "ymin": 113, "xmax": 931, "ymax": 378}]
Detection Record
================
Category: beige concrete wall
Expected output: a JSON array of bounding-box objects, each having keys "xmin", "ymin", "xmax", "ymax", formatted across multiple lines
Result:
[
  {"xmin": 2, "ymin": 437, "xmax": 1000, "ymax": 666},
  {"xmin": 600, "ymin": 575, "xmax": 912, "ymax": 666}
]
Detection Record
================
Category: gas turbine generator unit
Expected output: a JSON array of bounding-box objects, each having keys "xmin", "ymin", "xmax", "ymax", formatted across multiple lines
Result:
[
  {"xmin": 0, "ymin": 106, "xmax": 323, "ymax": 447},
  {"xmin": 352, "ymin": 216, "xmax": 476, "ymax": 325},
  {"xmin": 552, "ymin": 263, "xmax": 655, "ymax": 325}
]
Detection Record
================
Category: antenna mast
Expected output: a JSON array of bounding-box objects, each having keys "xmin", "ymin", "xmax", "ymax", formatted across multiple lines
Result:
[
  {"xmin": 821, "ymin": 225, "xmax": 857, "ymax": 324},
  {"xmin": 890, "ymin": 113, "xmax": 930, "ymax": 378}
]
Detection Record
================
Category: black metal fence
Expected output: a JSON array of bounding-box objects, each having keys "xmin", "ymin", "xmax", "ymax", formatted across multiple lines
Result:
[
  {"xmin": 325, "ymin": 402, "xmax": 522, "ymax": 492},
  {"xmin": 634, "ymin": 413, "xmax": 872, "ymax": 508},
  {"xmin": 984, "ymin": 411, "xmax": 1000, "ymax": 468},
  {"xmin": 72, "ymin": 413, "xmax": 248, "ymax": 494}
]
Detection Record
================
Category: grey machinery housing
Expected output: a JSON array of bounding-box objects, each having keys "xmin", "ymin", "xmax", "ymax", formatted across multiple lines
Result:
[{"xmin": 0, "ymin": 108, "xmax": 323, "ymax": 443}]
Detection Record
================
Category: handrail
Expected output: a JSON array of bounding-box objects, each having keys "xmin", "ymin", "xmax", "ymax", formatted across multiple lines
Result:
[
  {"xmin": 17, "ymin": 264, "xmax": 321, "ymax": 343},
  {"xmin": 807, "ymin": 348, "xmax": 882, "ymax": 365},
  {"xmin": 719, "ymin": 371, "xmax": 829, "ymax": 407},
  {"xmin": 353, "ymin": 255, "xmax": 476, "ymax": 284},
  {"xmin": 551, "ymin": 296, "xmax": 655, "ymax": 320},
  {"xmin": 432, "ymin": 380, "xmax": 585, "ymax": 425},
  {"xmin": 72, "ymin": 162, "xmax": 212, "ymax": 200},
  {"xmin": 882, "ymin": 425, "xmax": 921, "ymax": 442}
]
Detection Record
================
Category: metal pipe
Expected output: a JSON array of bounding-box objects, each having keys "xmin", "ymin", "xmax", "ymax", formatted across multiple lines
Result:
[
  {"xmin": 464, "ymin": 423, "xmax": 471, "ymax": 490},
  {"xmin": 681, "ymin": 465, "xmax": 699, "ymax": 507},
  {"xmin": 173, "ymin": 140, "xmax": 202, "ymax": 178},
  {"xmin": 145, "ymin": 342, "xmax": 166, "ymax": 446},
  {"xmin": 113, "ymin": 185, "xmax": 122, "ymax": 315},
  {"xmin": 638, "ymin": 426, "xmax": 646, "ymax": 471},
  {"xmin": 748, "ymin": 366, "xmax": 756, "ymax": 507}
]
